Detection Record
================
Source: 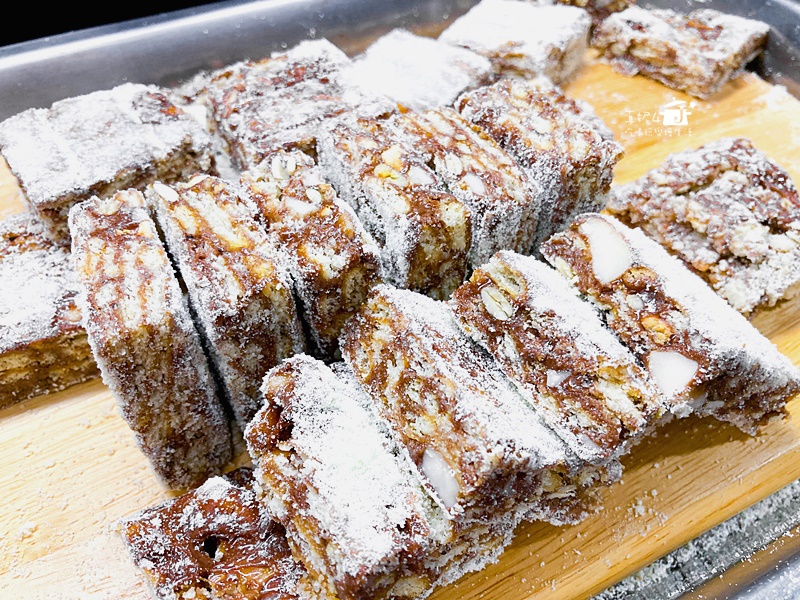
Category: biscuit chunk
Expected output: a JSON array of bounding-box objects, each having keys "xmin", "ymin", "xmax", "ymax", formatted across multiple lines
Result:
[
  {"xmin": 205, "ymin": 39, "xmax": 393, "ymax": 170},
  {"xmin": 246, "ymin": 355, "xmax": 513, "ymax": 600},
  {"xmin": 342, "ymin": 29, "xmax": 493, "ymax": 112},
  {"xmin": 439, "ymin": 0, "xmax": 591, "ymax": 83},
  {"xmin": 69, "ymin": 190, "xmax": 232, "ymax": 489},
  {"xmin": 0, "ymin": 83, "xmax": 215, "ymax": 243},
  {"xmin": 541, "ymin": 213, "xmax": 800, "ymax": 434},
  {"xmin": 0, "ymin": 213, "xmax": 98, "ymax": 406},
  {"xmin": 340, "ymin": 284, "xmax": 618, "ymax": 527},
  {"xmin": 457, "ymin": 77, "xmax": 624, "ymax": 251},
  {"xmin": 148, "ymin": 175, "xmax": 305, "ymax": 430},
  {"xmin": 119, "ymin": 469, "xmax": 304, "ymax": 600},
  {"xmin": 449, "ymin": 250, "xmax": 664, "ymax": 464},
  {"xmin": 391, "ymin": 108, "xmax": 540, "ymax": 265},
  {"xmin": 606, "ymin": 137, "xmax": 800, "ymax": 316},
  {"xmin": 591, "ymin": 6, "xmax": 770, "ymax": 98},
  {"xmin": 317, "ymin": 117, "xmax": 471, "ymax": 300},
  {"xmin": 239, "ymin": 151, "xmax": 382, "ymax": 360}
]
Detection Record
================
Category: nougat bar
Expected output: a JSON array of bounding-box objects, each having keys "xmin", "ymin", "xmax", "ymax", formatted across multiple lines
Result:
[
  {"xmin": 457, "ymin": 77, "xmax": 624, "ymax": 251},
  {"xmin": 69, "ymin": 190, "xmax": 232, "ymax": 489},
  {"xmin": 205, "ymin": 39, "xmax": 393, "ymax": 170},
  {"xmin": 591, "ymin": 6, "xmax": 770, "ymax": 98},
  {"xmin": 439, "ymin": 0, "xmax": 591, "ymax": 83},
  {"xmin": 239, "ymin": 151, "xmax": 382, "ymax": 360},
  {"xmin": 341, "ymin": 29, "xmax": 493, "ymax": 112},
  {"xmin": 0, "ymin": 213, "xmax": 98, "ymax": 406},
  {"xmin": 449, "ymin": 250, "xmax": 664, "ymax": 464},
  {"xmin": 119, "ymin": 470, "xmax": 304, "ymax": 600},
  {"xmin": 148, "ymin": 175, "xmax": 305, "ymax": 430},
  {"xmin": 541, "ymin": 213, "xmax": 800, "ymax": 434},
  {"xmin": 317, "ymin": 117, "xmax": 471, "ymax": 300},
  {"xmin": 391, "ymin": 108, "xmax": 540, "ymax": 266},
  {"xmin": 0, "ymin": 83, "xmax": 215, "ymax": 243},
  {"xmin": 340, "ymin": 284, "xmax": 618, "ymax": 527},
  {"xmin": 606, "ymin": 137, "xmax": 800, "ymax": 316},
  {"xmin": 246, "ymin": 354, "xmax": 510, "ymax": 600},
  {"xmin": 553, "ymin": 0, "xmax": 637, "ymax": 26}
]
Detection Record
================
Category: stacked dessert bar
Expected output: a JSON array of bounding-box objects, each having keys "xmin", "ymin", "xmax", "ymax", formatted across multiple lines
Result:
[{"xmin": 0, "ymin": 4, "xmax": 797, "ymax": 599}]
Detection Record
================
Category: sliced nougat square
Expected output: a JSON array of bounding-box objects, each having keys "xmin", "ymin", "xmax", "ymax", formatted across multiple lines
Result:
[
  {"xmin": 449, "ymin": 250, "xmax": 664, "ymax": 464},
  {"xmin": 317, "ymin": 117, "xmax": 471, "ymax": 300},
  {"xmin": 119, "ymin": 469, "xmax": 305, "ymax": 600},
  {"xmin": 341, "ymin": 28, "xmax": 493, "ymax": 112},
  {"xmin": 0, "ymin": 213, "xmax": 98, "ymax": 407},
  {"xmin": 456, "ymin": 77, "xmax": 624, "ymax": 251},
  {"xmin": 0, "ymin": 83, "xmax": 215, "ymax": 243},
  {"xmin": 245, "ymin": 354, "xmax": 495, "ymax": 600},
  {"xmin": 391, "ymin": 107, "xmax": 540, "ymax": 265},
  {"xmin": 439, "ymin": 0, "xmax": 591, "ymax": 83},
  {"xmin": 205, "ymin": 39, "xmax": 393, "ymax": 170},
  {"xmin": 148, "ymin": 175, "xmax": 305, "ymax": 430},
  {"xmin": 68, "ymin": 190, "xmax": 232, "ymax": 489},
  {"xmin": 591, "ymin": 6, "xmax": 770, "ymax": 99},
  {"xmin": 239, "ymin": 151, "xmax": 383, "ymax": 360},
  {"xmin": 541, "ymin": 213, "xmax": 800, "ymax": 434},
  {"xmin": 340, "ymin": 284, "xmax": 618, "ymax": 527},
  {"xmin": 606, "ymin": 137, "xmax": 800, "ymax": 316}
]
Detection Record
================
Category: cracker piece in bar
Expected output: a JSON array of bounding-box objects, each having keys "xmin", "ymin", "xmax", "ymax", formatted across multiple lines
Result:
[
  {"xmin": 340, "ymin": 284, "xmax": 618, "ymax": 527},
  {"xmin": 439, "ymin": 0, "xmax": 591, "ymax": 83},
  {"xmin": 0, "ymin": 83, "xmax": 215, "ymax": 243},
  {"xmin": 341, "ymin": 29, "xmax": 493, "ymax": 112},
  {"xmin": 148, "ymin": 175, "xmax": 305, "ymax": 430},
  {"xmin": 391, "ymin": 108, "xmax": 540, "ymax": 266},
  {"xmin": 591, "ymin": 6, "xmax": 770, "ymax": 98},
  {"xmin": 119, "ymin": 469, "xmax": 304, "ymax": 600},
  {"xmin": 205, "ymin": 39, "xmax": 393, "ymax": 170},
  {"xmin": 456, "ymin": 77, "xmax": 624, "ymax": 251},
  {"xmin": 68, "ymin": 190, "xmax": 232, "ymax": 489},
  {"xmin": 245, "ymin": 355, "xmax": 462, "ymax": 600},
  {"xmin": 239, "ymin": 151, "xmax": 383, "ymax": 360},
  {"xmin": 317, "ymin": 117, "xmax": 471, "ymax": 300},
  {"xmin": 0, "ymin": 213, "xmax": 98, "ymax": 406},
  {"xmin": 606, "ymin": 137, "xmax": 800, "ymax": 316},
  {"xmin": 449, "ymin": 250, "xmax": 664, "ymax": 464},
  {"xmin": 541, "ymin": 212, "xmax": 800, "ymax": 434}
]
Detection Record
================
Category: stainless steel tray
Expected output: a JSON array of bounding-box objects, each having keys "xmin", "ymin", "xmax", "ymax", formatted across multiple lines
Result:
[{"xmin": 2, "ymin": 1, "xmax": 800, "ymax": 598}]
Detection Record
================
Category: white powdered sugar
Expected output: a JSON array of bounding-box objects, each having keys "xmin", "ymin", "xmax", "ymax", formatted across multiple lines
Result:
[
  {"xmin": 342, "ymin": 29, "xmax": 493, "ymax": 112},
  {"xmin": 0, "ymin": 213, "xmax": 81, "ymax": 352},
  {"xmin": 439, "ymin": 0, "xmax": 591, "ymax": 83}
]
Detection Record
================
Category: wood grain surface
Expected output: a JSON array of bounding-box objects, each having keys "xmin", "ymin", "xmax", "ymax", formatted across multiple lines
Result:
[{"xmin": 1, "ymin": 57, "xmax": 800, "ymax": 600}]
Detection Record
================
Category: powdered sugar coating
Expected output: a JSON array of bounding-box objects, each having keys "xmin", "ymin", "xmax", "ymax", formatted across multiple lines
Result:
[
  {"xmin": 341, "ymin": 29, "xmax": 493, "ymax": 112},
  {"xmin": 449, "ymin": 250, "xmax": 664, "ymax": 464},
  {"xmin": 205, "ymin": 39, "xmax": 394, "ymax": 170},
  {"xmin": 69, "ymin": 190, "xmax": 232, "ymax": 489},
  {"xmin": 439, "ymin": 0, "xmax": 591, "ymax": 83},
  {"xmin": 0, "ymin": 83, "xmax": 215, "ymax": 242},
  {"xmin": 239, "ymin": 151, "xmax": 383, "ymax": 360},
  {"xmin": 390, "ymin": 108, "xmax": 541, "ymax": 265},
  {"xmin": 245, "ymin": 354, "xmax": 452, "ymax": 600},
  {"xmin": 606, "ymin": 137, "xmax": 800, "ymax": 315},
  {"xmin": 119, "ymin": 472, "xmax": 303, "ymax": 600},
  {"xmin": 317, "ymin": 116, "xmax": 471, "ymax": 300},
  {"xmin": 456, "ymin": 77, "xmax": 624, "ymax": 251},
  {"xmin": 592, "ymin": 6, "xmax": 770, "ymax": 98},
  {"xmin": 0, "ymin": 213, "xmax": 98, "ymax": 404},
  {"xmin": 341, "ymin": 283, "xmax": 617, "ymax": 526},
  {"xmin": 541, "ymin": 213, "xmax": 800, "ymax": 433},
  {"xmin": 148, "ymin": 175, "xmax": 305, "ymax": 430}
]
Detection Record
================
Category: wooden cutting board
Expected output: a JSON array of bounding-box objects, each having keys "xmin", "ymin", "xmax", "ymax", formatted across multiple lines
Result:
[{"xmin": 2, "ymin": 56, "xmax": 800, "ymax": 600}]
